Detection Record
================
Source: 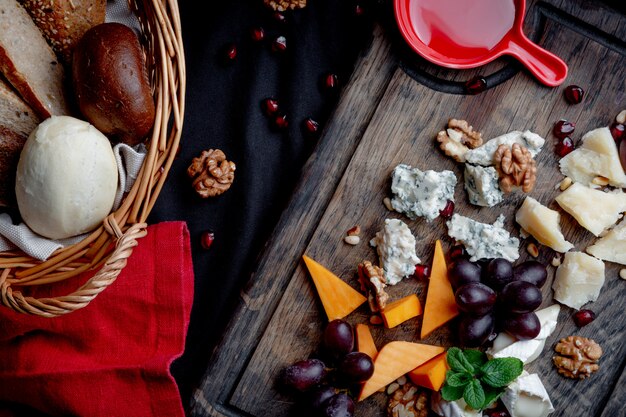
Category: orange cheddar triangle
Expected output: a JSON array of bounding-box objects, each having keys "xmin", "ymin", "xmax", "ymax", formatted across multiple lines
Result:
[
  {"xmin": 302, "ymin": 255, "xmax": 367, "ymax": 321},
  {"xmin": 420, "ymin": 240, "xmax": 459, "ymax": 339},
  {"xmin": 356, "ymin": 324, "xmax": 378, "ymax": 360},
  {"xmin": 358, "ymin": 341, "xmax": 445, "ymax": 401},
  {"xmin": 408, "ymin": 352, "xmax": 448, "ymax": 391}
]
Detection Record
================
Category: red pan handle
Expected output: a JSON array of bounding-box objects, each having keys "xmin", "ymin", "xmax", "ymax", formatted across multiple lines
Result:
[{"xmin": 507, "ymin": 31, "xmax": 568, "ymax": 87}]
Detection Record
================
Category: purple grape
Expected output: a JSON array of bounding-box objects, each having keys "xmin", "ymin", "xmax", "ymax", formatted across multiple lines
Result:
[
  {"xmin": 321, "ymin": 393, "xmax": 354, "ymax": 417},
  {"xmin": 322, "ymin": 320, "xmax": 354, "ymax": 359},
  {"xmin": 281, "ymin": 359, "xmax": 327, "ymax": 392},
  {"xmin": 455, "ymin": 283, "xmax": 497, "ymax": 316},
  {"xmin": 503, "ymin": 312, "xmax": 541, "ymax": 340},
  {"xmin": 483, "ymin": 258, "xmax": 514, "ymax": 290},
  {"xmin": 513, "ymin": 261, "xmax": 548, "ymax": 288},
  {"xmin": 458, "ymin": 313, "xmax": 495, "ymax": 347},
  {"xmin": 308, "ymin": 386, "xmax": 336, "ymax": 412},
  {"xmin": 449, "ymin": 259, "xmax": 482, "ymax": 290},
  {"xmin": 500, "ymin": 281, "xmax": 542, "ymax": 313},
  {"xmin": 338, "ymin": 352, "xmax": 374, "ymax": 383}
]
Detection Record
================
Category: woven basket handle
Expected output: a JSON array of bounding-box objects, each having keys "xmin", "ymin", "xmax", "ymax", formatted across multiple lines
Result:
[{"xmin": 0, "ymin": 218, "xmax": 148, "ymax": 318}]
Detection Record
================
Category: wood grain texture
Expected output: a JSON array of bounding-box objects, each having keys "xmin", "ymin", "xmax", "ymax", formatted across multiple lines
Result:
[{"xmin": 196, "ymin": 1, "xmax": 626, "ymax": 416}]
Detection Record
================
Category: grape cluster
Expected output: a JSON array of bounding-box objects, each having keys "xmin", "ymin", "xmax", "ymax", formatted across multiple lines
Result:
[
  {"xmin": 449, "ymin": 246, "xmax": 547, "ymax": 347},
  {"xmin": 279, "ymin": 320, "xmax": 374, "ymax": 417}
]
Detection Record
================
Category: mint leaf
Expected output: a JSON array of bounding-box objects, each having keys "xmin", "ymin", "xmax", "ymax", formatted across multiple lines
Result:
[
  {"xmin": 441, "ymin": 383, "xmax": 464, "ymax": 402},
  {"xmin": 463, "ymin": 379, "xmax": 485, "ymax": 411},
  {"xmin": 480, "ymin": 357, "xmax": 524, "ymax": 388},
  {"xmin": 482, "ymin": 385, "xmax": 504, "ymax": 409},
  {"xmin": 446, "ymin": 347, "xmax": 475, "ymax": 373},
  {"xmin": 463, "ymin": 349, "xmax": 488, "ymax": 369},
  {"xmin": 446, "ymin": 370, "xmax": 472, "ymax": 387}
]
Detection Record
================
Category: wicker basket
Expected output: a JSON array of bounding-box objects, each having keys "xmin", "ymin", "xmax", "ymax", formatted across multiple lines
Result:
[{"xmin": 0, "ymin": 0, "xmax": 186, "ymax": 317}]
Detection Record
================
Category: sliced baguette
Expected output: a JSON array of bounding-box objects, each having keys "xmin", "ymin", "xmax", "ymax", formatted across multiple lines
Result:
[
  {"xmin": 0, "ymin": 0, "xmax": 69, "ymax": 118},
  {"xmin": 0, "ymin": 77, "xmax": 39, "ymax": 207},
  {"xmin": 19, "ymin": 0, "xmax": 106, "ymax": 64}
]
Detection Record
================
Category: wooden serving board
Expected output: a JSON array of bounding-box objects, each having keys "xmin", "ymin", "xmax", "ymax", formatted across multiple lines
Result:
[{"xmin": 191, "ymin": 1, "xmax": 626, "ymax": 416}]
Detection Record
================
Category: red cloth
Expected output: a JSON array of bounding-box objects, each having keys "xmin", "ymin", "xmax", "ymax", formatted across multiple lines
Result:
[{"xmin": 0, "ymin": 222, "xmax": 193, "ymax": 417}]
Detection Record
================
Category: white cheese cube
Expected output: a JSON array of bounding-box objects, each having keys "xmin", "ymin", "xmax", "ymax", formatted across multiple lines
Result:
[
  {"xmin": 431, "ymin": 392, "xmax": 482, "ymax": 417},
  {"xmin": 515, "ymin": 197, "xmax": 573, "ymax": 253},
  {"xmin": 553, "ymin": 252, "xmax": 605, "ymax": 310},
  {"xmin": 465, "ymin": 130, "xmax": 545, "ymax": 166},
  {"xmin": 559, "ymin": 127, "xmax": 626, "ymax": 188},
  {"xmin": 555, "ymin": 182, "xmax": 626, "ymax": 236},
  {"xmin": 587, "ymin": 219, "xmax": 626, "ymax": 265},
  {"xmin": 391, "ymin": 164, "xmax": 457, "ymax": 222},
  {"xmin": 370, "ymin": 219, "xmax": 420, "ymax": 285},
  {"xmin": 447, "ymin": 214, "xmax": 519, "ymax": 262},
  {"xmin": 464, "ymin": 164, "xmax": 504, "ymax": 207},
  {"xmin": 502, "ymin": 372, "xmax": 554, "ymax": 417}
]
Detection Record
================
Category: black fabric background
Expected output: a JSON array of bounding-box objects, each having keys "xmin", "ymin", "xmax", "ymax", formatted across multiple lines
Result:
[{"xmin": 147, "ymin": 0, "xmax": 375, "ymax": 408}]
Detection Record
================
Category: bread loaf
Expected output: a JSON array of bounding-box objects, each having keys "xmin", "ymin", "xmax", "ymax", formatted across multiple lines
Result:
[
  {"xmin": 0, "ymin": 77, "xmax": 40, "ymax": 207},
  {"xmin": 0, "ymin": 0, "xmax": 70, "ymax": 118},
  {"xmin": 19, "ymin": 0, "xmax": 106, "ymax": 64}
]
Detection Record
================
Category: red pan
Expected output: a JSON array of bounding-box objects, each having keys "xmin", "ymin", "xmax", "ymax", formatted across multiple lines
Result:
[{"xmin": 394, "ymin": 0, "xmax": 568, "ymax": 86}]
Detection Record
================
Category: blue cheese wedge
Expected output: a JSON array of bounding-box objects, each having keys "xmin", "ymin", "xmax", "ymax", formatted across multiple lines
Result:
[
  {"xmin": 431, "ymin": 392, "xmax": 482, "ymax": 417},
  {"xmin": 502, "ymin": 372, "xmax": 554, "ymax": 417},
  {"xmin": 553, "ymin": 252, "xmax": 605, "ymax": 310},
  {"xmin": 446, "ymin": 214, "xmax": 519, "ymax": 262},
  {"xmin": 391, "ymin": 164, "xmax": 457, "ymax": 222},
  {"xmin": 587, "ymin": 219, "xmax": 626, "ymax": 265},
  {"xmin": 370, "ymin": 219, "xmax": 420, "ymax": 285},
  {"xmin": 464, "ymin": 165, "xmax": 503, "ymax": 207},
  {"xmin": 487, "ymin": 305, "xmax": 560, "ymax": 364},
  {"xmin": 465, "ymin": 130, "xmax": 545, "ymax": 166}
]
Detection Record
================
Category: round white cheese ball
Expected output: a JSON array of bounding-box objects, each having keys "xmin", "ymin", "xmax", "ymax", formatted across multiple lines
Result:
[{"xmin": 16, "ymin": 116, "xmax": 118, "ymax": 240}]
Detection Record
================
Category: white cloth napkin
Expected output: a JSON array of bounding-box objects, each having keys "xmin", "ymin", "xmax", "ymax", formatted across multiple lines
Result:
[{"xmin": 0, "ymin": 144, "xmax": 146, "ymax": 261}]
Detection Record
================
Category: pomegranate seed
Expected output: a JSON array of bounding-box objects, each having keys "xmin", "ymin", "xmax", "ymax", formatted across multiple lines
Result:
[
  {"xmin": 439, "ymin": 200, "xmax": 454, "ymax": 219},
  {"xmin": 322, "ymin": 73, "xmax": 339, "ymax": 91},
  {"xmin": 223, "ymin": 43, "xmax": 237, "ymax": 61},
  {"xmin": 201, "ymin": 231, "xmax": 215, "ymax": 250},
  {"xmin": 355, "ymin": 4, "xmax": 365, "ymax": 16},
  {"xmin": 553, "ymin": 120, "xmax": 576, "ymax": 139},
  {"xmin": 303, "ymin": 118, "xmax": 320, "ymax": 136},
  {"xmin": 465, "ymin": 76, "xmax": 487, "ymax": 95},
  {"xmin": 609, "ymin": 122, "xmax": 625, "ymax": 143},
  {"xmin": 619, "ymin": 138, "xmax": 626, "ymax": 171},
  {"xmin": 555, "ymin": 137, "xmax": 575, "ymax": 157},
  {"xmin": 261, "ymin": 98, "xmax": 279, "ymax": 117},
  {"xmin": 414, "ymin": 264, "xmax": 431, "ymax": 280},
  {"xmin": 250, "ymin": 27, "xmax": 265, "ymax": 42},
  {"xmin": 484, "ymin": 408, "xmax": 511, "ymax": 417},
  {"xmin": 271, "ymin": 36, "xmax": 287, "ymax": 53},
  {"xmin": 573, "ymin": 309, "xmax": 596, "ymax": 327},
  {"xmin": 564, "ymin": 85, "xmax": 584, "ymax": 104},
  {"xmin": 449, "ymin": 245, "xmax": 467, "ymax": 260},
  {"xmin": 272, "ymin": 11, "xmax": 287, "ymax": 24},
  {"xmin": 273, "ymin": 113, "xmax": 289, "ymax": 130}
]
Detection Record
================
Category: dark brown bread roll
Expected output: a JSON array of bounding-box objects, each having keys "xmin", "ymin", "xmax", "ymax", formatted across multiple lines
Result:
[{"xmin": 72, "ymin": 22, "xmax": 155, "ymax": 145}]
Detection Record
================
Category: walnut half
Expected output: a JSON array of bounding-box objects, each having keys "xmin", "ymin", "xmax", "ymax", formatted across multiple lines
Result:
[
  {"xmin": 358, "ymin": 260, "xmax": 389, "ymax": 313},
  {"xmin": 553, "ymin": 335, "xmax": 602, "ymax": 380},
  {"xmin": 187, "ymin": 149, "xmax": 236, "ymax": 198},
  {"xmin": 494, "ymin": 143, "xmax": 537, "ymax": 193},
  {"xmin": 436, "ymin": 119, "xmax": 483, "ymax": 163}
]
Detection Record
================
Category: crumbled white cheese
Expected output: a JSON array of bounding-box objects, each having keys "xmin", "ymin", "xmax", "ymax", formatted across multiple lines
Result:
[
  {"xmin": 446, "ymin": 214, "xmax": 519, "ymax": 262},
  {"xmin": 465, "ymin": 130, "xmax": 545, "ymax": 166},
  {"xmin": 553, "ymin": 252, "xmax": 605, "ymax": 310},
  {"xmin": 502, "ymin": 372, "xmax": 554, "ymax": 417},
  {"xmin": 391, "ymin": 164, "xmax": 457, "ymax": 222},
  {"xmin": 431, "ymin": 392, "xmax": 482, "ymax": 417},
  {"xmin": 464, "ymin": 164, "xmax": 503, "ymax": 207},
  {"xmin": 370, "ymin": 219, "xmax": 420, "ymax": 285}
]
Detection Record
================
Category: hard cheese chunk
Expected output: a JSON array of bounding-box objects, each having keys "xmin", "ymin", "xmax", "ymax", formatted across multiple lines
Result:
[
  {"xmin": 464, "ymin": 164, "xmax": 503, "ymax": 207},
  {"xmin": 502, "ymin": 372, "xmax": 554, "ymax": 417},
  {"xmin": 421, "ymin": 240, "xmax": 459, "ymax": 339},
  {"xmin": 587, "ymin": 219, "xmax": 626, "ymax": 265},
  {"xmin": 553, "ymin": 252, "xmax": 605, "ymax": 310},
  {"xmin": 465, "ymin": 130, "xmax": 545, "ymax": 166},
  {"xmin": 559, "ymin": 127, "xmax": 626, "ymax": 188},
  {"xmin": 408, "ymin": 352, "xmax": 448, "ymax": 391},
  {"xmin": 391, "ymin": 164, "xmax": 457, "ymax": 222},
  {"xmin": 515, "ymin": 197, "xmax": 573, "ymax": 253},
  {"xmin": 302, "ymin": 255, "xmax": 367, "ymax": 321},
  {"xmin": 447, "ymin": 214, "xmax": 519, "ymax": 262},
  {"xmin": 371, "ymin": 218, "xmax": 420, "ymax": 285},
  {"xmin": 555, "ymin": 182, "xmax": 626, "ymax": 236},
  {"xmin": 381, "ymin": 294, "xmax": 422, "ymax": 328},
  {"xmin": 487, "ymin": 305, "xmax": 560, "ymax": 365}
]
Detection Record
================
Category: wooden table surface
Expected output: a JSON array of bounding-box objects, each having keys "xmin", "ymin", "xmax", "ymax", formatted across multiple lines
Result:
[{"xmin": 190, "ymin": 1, "xmax": 626, "ymax": 416}]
